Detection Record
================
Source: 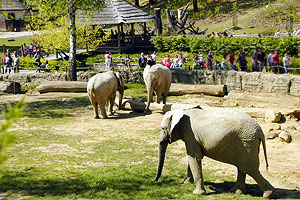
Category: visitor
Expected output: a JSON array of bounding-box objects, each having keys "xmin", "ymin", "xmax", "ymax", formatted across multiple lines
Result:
[
  {"xmin": 193, "ymin": 55, "xmax": 199, "ymax": 70},
  {"xmin": 236, "ymin": 51, "xmax": 248, "ymax": 72},
  {"xmin": 151, "ymin": 51, "xmax": 157, "ymax": 64},
  {"xmin": 268, "ymin": 51, "xmax": 274, "ymax": 72},
  {"xmin": 171, "ymin": 55, "xmax": 180, "ymax": 68},
  {"xmin": 105, "ymin": 52, "xmax": 112, "ymax": 71},
  {"xmin": 4, "ymin": 53, "xmax": 13, "ymax": 74},
  {"xmin": 206, "ymin": 51, "xmax": 214, "ymax": 70},
  {"xmin": 221, "ymin": 54, "xmax": 228, "ymax": 71},
  {"xmin": 272, "ymin": 50, "xmax": 280, "ymax": 74},
  {"xmin": 12, "ymin": 51, "xmax": 19, "ymax": 73},
  {"xmin": 257, "ymin": 48, "xmax": 266, "ymax": 72},
  {"xmin": 147, "ymin": 55, "xmax": 156, "ymax": 67},
  {"xmin": 34, "ymin": 55, "xmax": 41, "ymax": 73},
  {"xmin": 228, "ymin": 51, "xmax": 235, "ymax": 71},
  {"xmin": 164, "ymin": 54, "xmax": 171, "ymax": 68},
  {"xmin": 251, "ymin": 48, "xmax": 258, "ymax": 72},
  {"xmin": 296, "ymin": 28, "xmax": 300, "ymax": 36},
  {"xmin": 283, "ymin": 53, "xmax": 291, "ymax": 74},
  {"xmin": 274, "ymin": 29, "xmax": 281, "ymax": 38},
  {"xmin": 198, "ymin": 54, "xmax": 204, "ymax": 70},
  {"xmin": 124, "ymin": 55, "xmax": 131, "ymax": 70},
  {"xmin": 178, "ymin": 54, "xmax": 185, "ymax": 68},
  {"xmin": 138, "ymin": 53, "xmax": 147, "ymax": 69},
  {"xmin": 29, "ymin": 43, "xmax": 34, "ymax": 57}
]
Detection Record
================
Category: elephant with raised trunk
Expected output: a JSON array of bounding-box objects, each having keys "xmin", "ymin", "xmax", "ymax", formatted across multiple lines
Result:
[
  {"xmin": 155, "ymin": 108, "xmax": 274, "ymax": 198},
  {"xmin": 143, "ymin": 64, "xmax": 172, "ymax": 110},
  {"xmin": 87, "ymin": 71, "xmax": 124, "ymax": 119}
]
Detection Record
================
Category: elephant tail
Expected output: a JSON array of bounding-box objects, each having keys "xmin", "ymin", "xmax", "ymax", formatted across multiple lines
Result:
[{"xmin": 260, "ymin": 132, "xmax": 269, "ymax": 170}]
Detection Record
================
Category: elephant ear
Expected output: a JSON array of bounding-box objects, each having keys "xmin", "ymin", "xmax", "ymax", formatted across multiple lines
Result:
[
  {"xmin": 161, "ymin": 109, "xmax": 184, "ymax": 137},
  {"xmin": 114, "ymin": 72, "xmax": 123, "ymax": 87}
]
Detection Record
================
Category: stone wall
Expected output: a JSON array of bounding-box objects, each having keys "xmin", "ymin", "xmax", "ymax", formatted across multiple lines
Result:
[{"xmin": 1, "ymin": 70, "xmax": 300, "ymax": 95}]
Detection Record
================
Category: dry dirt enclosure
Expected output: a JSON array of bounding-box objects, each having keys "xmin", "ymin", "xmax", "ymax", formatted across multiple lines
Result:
[{"xmin": 1, "ymin": 88, "xmax": 300, "ymax": 199}]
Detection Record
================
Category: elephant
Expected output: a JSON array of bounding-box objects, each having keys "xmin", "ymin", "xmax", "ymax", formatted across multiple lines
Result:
[
  {"xmin": 154, "ymin": 108, "xmax": 274, "ymax": 198},
  {"xmin": 87, "ymin": 71, "xmax": 124, "ymax": 119},
  {"xmin": 143, "ymin": 64, "xmax": 172, "ymax": 110}
]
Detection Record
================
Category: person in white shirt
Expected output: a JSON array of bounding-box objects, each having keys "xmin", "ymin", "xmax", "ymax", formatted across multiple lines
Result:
[
  {"xmin": 283, "ymin": 53, "xmax": 290, "ymax": 74},
  {"xmin": 268, "ymin": 51, "xmax": 274, "ymax": 72},
  {"xmin": 151, "ymin": 51, "xmax": 157, "ymax": 64},
  {"xmin": 221, "ymin": 54, "xmax": 228, "ymax": 71},
  {"xmin": 171, "ymin": 55, "xmax": 179, "ymax": 68},
  {"xmin": 274, "ymin": 29, "xmax": 281, "ymax": 38}
]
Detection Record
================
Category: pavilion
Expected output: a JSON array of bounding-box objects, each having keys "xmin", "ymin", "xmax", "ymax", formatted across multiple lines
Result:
[{"xmin": 79, "ymin": 0, "xmax": 156, "ymax": 53}]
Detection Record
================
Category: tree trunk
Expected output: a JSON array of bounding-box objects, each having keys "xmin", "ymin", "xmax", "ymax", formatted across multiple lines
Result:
[
  {"xmin": 169, "ymin": 84, "xmax": 228, "ymax": 97},
  {"xmin": 68, "ymin": 1, "xmax": 77, "ymax": 81},
  {"xmin": 134, "ymin": 0, "xmax": 139, "ymax": 7},
  {"xmin": 193, "ymin": 0, "xmax": 198, "ymax": 12}
]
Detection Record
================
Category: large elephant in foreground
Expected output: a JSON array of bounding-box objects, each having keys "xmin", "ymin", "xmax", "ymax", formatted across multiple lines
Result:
[
  {"xmin": 143, "ymin": 64, "xmax": 172, "ymax": 110},
  {"xmin": 87, "ymin": 71, "xmax": 124, "ymax": 119},
  {"xmin": 154, "ymin": 108, "xmax": 274, "ymax": 198}
]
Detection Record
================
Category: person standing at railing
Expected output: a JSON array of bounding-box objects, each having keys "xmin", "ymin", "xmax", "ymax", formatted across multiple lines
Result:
[
  {"xmin": 105, "ymin": 52, "xmax": 112, "ymax": 71},
  {"xmin": 283, "ymin": 53, "xmax": 291, "ymax": 74},
  {"xmin": 4, "ymin": 53, "xmax": 13, "ymax": 74},
  {"xmin": 236, "ymin": 51, "xmax": 248, "ymax": 72},
  {"xmin": 12, "ymin": 51, "xmax": 19, "ymax": 73},
  {"xmin": 268, "ymin": 51, "xmax": 274, "ymax": 72},
  {"xmin": 138, "ymin": 52, "xmax": 147, "ymax": 69},
  {"xmin": 151, "ymin": 51, "xmax": 157, "ymax": 64},
  {"xmin": 272, "ymin": 50, "xmax": 279, "ymax": 74}
]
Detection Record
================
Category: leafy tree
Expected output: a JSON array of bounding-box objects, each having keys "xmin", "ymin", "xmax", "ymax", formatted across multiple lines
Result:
[
  {"xmin": 29, "ymin": 0, "xmax": 107, "ymax": 81},
  {"xmin": 0, "ymin": 99, "xmax": 25, "ymax": 165}
]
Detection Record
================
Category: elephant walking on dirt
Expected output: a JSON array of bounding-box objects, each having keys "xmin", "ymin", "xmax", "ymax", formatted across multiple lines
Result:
[
  {"xmin": 155, "ymin": 108, "xmax": 274, "ymax": 198},
  {"xmin": 87, "ymin": 71, "xmax": 124, "ymax": 119},
  {"xmin": 143, "ymin": 64, "xmax": 172, "ymax": 110}
]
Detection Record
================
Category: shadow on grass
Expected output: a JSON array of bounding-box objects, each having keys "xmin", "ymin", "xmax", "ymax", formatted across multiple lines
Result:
[
  {"xmin": 207, "ymin": 181, "xmax": 300, "ymax": 199},
  {"xmin": 0, "ymin": 169, "xmax": 299, "ymax": 199}
]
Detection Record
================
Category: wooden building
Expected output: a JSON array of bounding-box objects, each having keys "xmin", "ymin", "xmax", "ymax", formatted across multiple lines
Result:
[
  {"xmin": 0, "ymin": 0, "xmax": 28, "ymax": 31},
  {"xmin": 79, "ymin": 0, "xmax": 156, "ymax": 53}
]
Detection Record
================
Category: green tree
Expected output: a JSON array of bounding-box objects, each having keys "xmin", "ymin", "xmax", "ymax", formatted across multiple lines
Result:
[
  {"xmin": 29, "ymin": 0, "xmax": 106, "ymax": 81},
  {"xmin": 0, "ymin": 99, "xmax": 25, "ymax": 165}
]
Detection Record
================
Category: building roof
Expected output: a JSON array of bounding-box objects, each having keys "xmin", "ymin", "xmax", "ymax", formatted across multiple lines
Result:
[
  {"xmin": 0, "ymin": 0, "xmax": 27, "ymax": 11},
  {"xmin": 79, "ymin": 0, "xmax": 156, "ymax": 25}
]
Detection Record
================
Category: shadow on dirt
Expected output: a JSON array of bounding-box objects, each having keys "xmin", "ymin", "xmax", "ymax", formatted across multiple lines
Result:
[{"xmin": 207, "ymin": 181, "xmax": 300, "ymax": 199}]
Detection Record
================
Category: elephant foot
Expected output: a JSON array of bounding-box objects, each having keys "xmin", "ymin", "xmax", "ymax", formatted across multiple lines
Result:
[
  {"xmin": 183, "ymin": 177, "xmax": 194, "ymax": 184},
  {"xmin": 100, "ymin": 115, "xmax": 108, "ymax": 119},
  {"xmin": 108, "ymin": 112, "xmax": 114, "ymax": 116},
  {"xmin": 94, "ymin": 115, "xmax": 100, "ymax": 119},
  {"xmin": 230, "ymin": 186, "xmax": 245, "ymax": 194},
  {"xmin": 263, "ymin": 189, "xmax": 274, "ymax": 198},
  {"xmin": 193, "ymin": 188, "xmax": 206, "ymax": 195}
]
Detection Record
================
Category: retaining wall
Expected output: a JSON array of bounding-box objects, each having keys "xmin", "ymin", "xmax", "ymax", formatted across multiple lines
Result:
[{"xmin": 1, "ymin": 70, "xmax": 300, "ymax": 96}]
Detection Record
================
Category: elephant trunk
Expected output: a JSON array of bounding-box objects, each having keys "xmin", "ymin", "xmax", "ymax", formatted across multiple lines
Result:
[{"xmin": 154, "ymin": 138, "xmax": 168, "ymax": 181}]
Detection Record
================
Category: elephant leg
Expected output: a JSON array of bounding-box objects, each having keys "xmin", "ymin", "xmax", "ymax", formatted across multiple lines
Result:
[
  {"xmin": 156, "ymin": 91, "xmax": 162, "ymax": 104},
  {"xmin": 230, "ymin": 169, "xmax": 246, "ymax": 194},
  {"xmin": 183, "ymin": 164, "xmax": 194, "ymax": 184},
  {"xmin": 247, "ymin": 170, "xmax": 274, "ymax": 198},
  {"xmin": 162, "ymin": 92, "xmax": 167, "ymax": 104},
  {"xmin": 187, "ymin": 155, "xmax": 206, "ymax": 195},
  {"xmin": 108, "ymin": 93, "xmax": 116, "ymax": 116},
  {"xmin": 99, "ymin": 103, "xmax": 108, "ymax": 119},
  {"xmin": 90, "ymin": 97, "xmax": 99, "ymax": 119}
]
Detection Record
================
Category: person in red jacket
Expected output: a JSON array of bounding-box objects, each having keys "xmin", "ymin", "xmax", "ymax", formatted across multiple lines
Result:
[
  {"xmin": 272, "ymin": 50, "xmax": 279, "ymax": 74},
  {"xmin": 228, "ymin": 51, "xmax": 235, "ymax": 70}
]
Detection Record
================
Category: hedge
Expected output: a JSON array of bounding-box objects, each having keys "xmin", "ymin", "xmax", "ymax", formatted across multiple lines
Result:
[{"xmin": 152, "ymin": 36, "xmax": 300, "ymax": 58}]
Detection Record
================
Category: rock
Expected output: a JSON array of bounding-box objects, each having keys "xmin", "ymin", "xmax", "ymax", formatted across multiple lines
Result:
[
  {"xmin": 265, "ymin": 110, "xmax": 282, "ymax": 123},
  {"xmin": 278, "ymin": 131, "xmax": 292, "ymax": 143},
  {"xmin": 266, "ymin": 131, "xmax": 279, "ymax": 139},
  {"xmin": 0, "ymin": 81, "xmax": 21, "ymax": 93}
]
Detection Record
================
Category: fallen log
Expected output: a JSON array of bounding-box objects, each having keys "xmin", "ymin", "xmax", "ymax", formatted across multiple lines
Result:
[
  {"xmin": 36, "ymin": 81, "xmax": 87, "ymax": 93},
  {"xmin": 169, "ymin": 84, "xmax": 227, "ymax": 97},
  {"xmin": 119, "ymin": 98, "xmax": 200, "ymax": 113}
]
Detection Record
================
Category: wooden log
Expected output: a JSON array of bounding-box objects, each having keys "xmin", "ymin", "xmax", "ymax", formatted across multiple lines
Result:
[
  {"xmin": 169, "ymin": 84, "xmax": 227, "ymax": 97},
  {"xmin": 36, "ymin": 81, "xmax": 87, "ymax": 93},
  {"xmin": 119, "ymin": 98, "xmax": 200, "ymax": 113}
]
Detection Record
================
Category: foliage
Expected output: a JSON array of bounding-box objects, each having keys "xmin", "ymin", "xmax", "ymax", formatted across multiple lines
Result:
[
  {"xmin": 0, "ymin": 99, "xmax": 25, "ymax": 165},
  {"xmin": 152, "ymin": 36, "xmax": 300, "ymax": 57},
  {"xmin": 19, "ymin": 57, "xmax": 69, "ymax": 70}
]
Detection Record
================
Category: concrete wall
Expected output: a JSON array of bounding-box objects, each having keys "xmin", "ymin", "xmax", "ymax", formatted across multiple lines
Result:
[{"xmin": 1, "ymin": 70, "xmax": 300, "ymax": 96}]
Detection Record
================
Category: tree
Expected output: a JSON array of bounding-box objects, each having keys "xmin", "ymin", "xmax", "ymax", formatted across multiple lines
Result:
[
  {"xmin": 193, "ymin": 0, "xmax": 198, "ymax": 12},
  {"xmin": 29, "ymin": 0, "xmax": 106, "ymax": 81}
]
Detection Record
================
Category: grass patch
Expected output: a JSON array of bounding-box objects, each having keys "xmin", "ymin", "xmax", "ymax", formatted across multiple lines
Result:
[{"xmin": 124, "ymin": 83, "xmax": 147, "ymax": 99}]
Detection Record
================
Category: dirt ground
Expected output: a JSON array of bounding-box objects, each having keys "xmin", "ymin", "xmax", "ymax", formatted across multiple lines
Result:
[{"xmin": 1, "ymin": 88, "xmax": 300, "ymax": 199}]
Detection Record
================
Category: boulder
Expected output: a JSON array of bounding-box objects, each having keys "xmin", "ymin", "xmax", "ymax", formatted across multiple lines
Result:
[
  {"xmin": 265, "ymin": 110, "xmax": 282, "ymax": 123},
  {"xmin": 0, "ymin": 81, "xmax": 21, "ymax": 93},
  {"xmin": 278, "ymin": 131, "xmax": 292, "ymax": 143},
  {"xmin": 266, "ymin": 131, "xmax": 279, "ymax": 140}
]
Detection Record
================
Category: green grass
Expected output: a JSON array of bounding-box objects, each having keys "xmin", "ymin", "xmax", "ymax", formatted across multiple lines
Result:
[
  {"xmin": 124, "ymin": 83, "xmax": 147, "ymax": 99},
  {"xmin": 0, "ymin": 92, "xmax": 270, "ymax": 199},
  {"xmin": 0, "ymin": 36, "xmax": 33, "ymax": 60}
]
